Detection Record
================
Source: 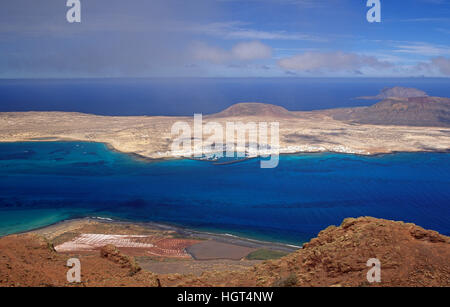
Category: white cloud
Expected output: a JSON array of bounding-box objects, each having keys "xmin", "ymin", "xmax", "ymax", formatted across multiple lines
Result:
[
  {"xmin": 277, "ymin": 51, "xmax": 392, "ymax": 72},
  {"xmin": 190, "ymin": 42, "xmax": 231, "ymax": 63},
  {"xmin": 417, "ymin": 57, "xmax": 450, "ymax": 75},
  {"xmin": 184, "ymin": 21, "xmax": 323, "ymax": 41},
  {"xmin": 231, "ymin": 41, "xmax": 272, "ymax": 60},
  {"xmin": 191, "ymin": 41, "xmax": 272, "ymax": 63},
  {"xmin": 432, "ymin": 57, "xmax": 450, "ymax": 74},
  {"xmin": 217, "ymin": 0, "xmax": 330, "ymax": 8},
  {"xmin": 394, "ymin": 42, "xmax": 450, "ymax": 57}
]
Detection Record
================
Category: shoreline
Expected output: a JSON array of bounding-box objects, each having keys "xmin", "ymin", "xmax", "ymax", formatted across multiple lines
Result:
[
  {"xmin": 1, "ymin": 139, "xmax": 449, "ymax": 162},
  {"xmin": 0, "ymin": 140, "xmax": 449, "ymax": 251},
  {"xmin": 1, "ymin": 101, "xmax": 449, "ymax": 162},
  {"xmin": 24, "ymin": 216, "xmax": 301, "ymax": 253}
]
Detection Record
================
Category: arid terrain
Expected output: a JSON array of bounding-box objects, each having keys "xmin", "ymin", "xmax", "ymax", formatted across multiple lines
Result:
[
  {"xmin": 1, "ymin": 88, "xmax": 449, "ymax": 158},
  {"xmin": 1, "ymin": 87, "xmax": 449, "ymax": 287},
  {"xmin": 0, "ymin": 217, "xmax": 448, "ymax": 287},
  {"xmin": 28, "ymin": 218, "xmax": 294, "ymax": 276}
]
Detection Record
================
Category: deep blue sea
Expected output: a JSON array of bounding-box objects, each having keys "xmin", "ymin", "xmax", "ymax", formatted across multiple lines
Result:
[
  {"xmin": 0, "ymin": 78, "xmax": 449, "ymax": 116},
  {"xmin": 0, "ymin": 142, "xmax": 449, "ymax": 245}
]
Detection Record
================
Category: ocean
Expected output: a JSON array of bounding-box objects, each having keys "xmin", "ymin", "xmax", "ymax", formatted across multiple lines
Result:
[
  {"xmin": 0, "ymin": 78, "xmax": 449, "ymax": 116},
  {"xmin": 0, "ymin": 142, "xmax": 449, "ymax": 244}
]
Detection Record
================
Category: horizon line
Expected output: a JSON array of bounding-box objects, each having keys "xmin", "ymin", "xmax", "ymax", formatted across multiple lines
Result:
[{"xmin": 1, "ymin": 76, "xmax": 450, "ymax": 81}]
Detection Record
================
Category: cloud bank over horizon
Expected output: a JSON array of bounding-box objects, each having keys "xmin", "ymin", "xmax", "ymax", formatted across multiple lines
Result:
[{"xmin": 278, "ymin": 52, "xmax": 393, "ymax": 74}]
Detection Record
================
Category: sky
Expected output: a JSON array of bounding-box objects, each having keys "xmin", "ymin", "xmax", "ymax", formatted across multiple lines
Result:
[{"xmin": 0, "ymin": 0, "xmax": 449, "ymax": 78}]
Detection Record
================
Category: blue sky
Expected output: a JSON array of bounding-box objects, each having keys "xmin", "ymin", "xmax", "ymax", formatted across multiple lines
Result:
[{"xmin": 0, "ymin": 0, "xmax": 449, "ymax": 78}]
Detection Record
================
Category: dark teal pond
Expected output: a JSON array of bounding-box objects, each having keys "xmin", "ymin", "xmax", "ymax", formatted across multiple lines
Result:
[{"xmin": 0, "ymin": 142, "xmax": 449, "ymax": 245}]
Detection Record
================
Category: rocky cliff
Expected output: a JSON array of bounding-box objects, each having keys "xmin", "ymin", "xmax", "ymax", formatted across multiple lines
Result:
[{"xmin": 1, "ymin": 217, "xmax": 449, "ymax": 287}]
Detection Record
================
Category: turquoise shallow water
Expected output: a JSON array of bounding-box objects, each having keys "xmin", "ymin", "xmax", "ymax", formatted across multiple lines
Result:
[{"xmin": 0, "ymin": 142, "xmax": 449, "ymax": 245}]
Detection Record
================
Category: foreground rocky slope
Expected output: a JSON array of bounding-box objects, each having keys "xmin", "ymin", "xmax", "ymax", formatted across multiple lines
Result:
[
  {"xmin": 0, "ymin": 234, "xmax": 159, "ymax": 287},
  {"xmin": 166, "ymin": 217, "xmax": 449, "ymax": 287},
  {"xmin": 0, "ymin": 217, "xmax": 449, "ymax": 287}
]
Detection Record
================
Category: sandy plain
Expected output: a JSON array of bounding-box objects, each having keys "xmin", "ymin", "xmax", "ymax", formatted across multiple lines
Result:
[{"xmin": 1, "ymin": 103, "xmax": 449, "ymax": 159}]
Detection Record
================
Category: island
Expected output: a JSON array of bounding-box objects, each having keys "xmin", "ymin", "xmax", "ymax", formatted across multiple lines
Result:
[
  {"xmin": 0, "ymin": 88, "xmax": 449, "ymax": 159},
  {"xmin": 0, "ymin": 87, "xmax": 449, "ymax": 287}
]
